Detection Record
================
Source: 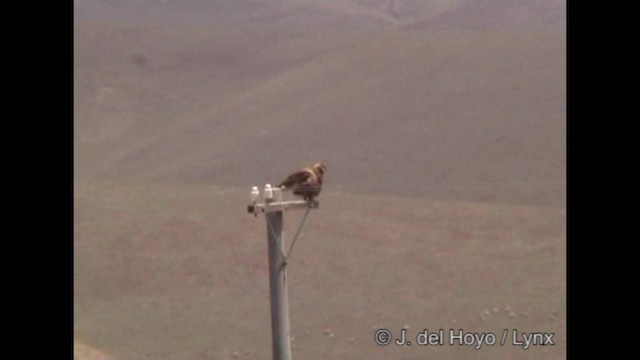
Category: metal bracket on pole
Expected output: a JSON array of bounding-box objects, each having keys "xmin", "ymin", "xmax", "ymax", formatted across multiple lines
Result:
[{"xmin": 248, "ymin": 199, "xmax": 318, "ymax": 215}]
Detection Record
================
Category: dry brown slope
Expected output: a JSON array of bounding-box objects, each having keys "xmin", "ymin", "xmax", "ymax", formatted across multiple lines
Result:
[
  {"xmin": 74, "ymin": 0, "xmax": 393, "ymax": 30},
  {"xmin": 74, "ymin": 178, "xmax": 565, "ymax": 360},
  {"xmin": 76, "ymin": 27, "xmax": 565, "ymax": 206},
  {"xmin": 74, "ymin": 23, "xmax": 359, "ymax": 177},
  {"xmin": 403, "ymin": 0, "xmax": 566, "ymax": 30},
  {"xmin": 75, "ymin": 0, "xmax": 565, "ymax": 31},
  {"xmin": 75, "ymin": 341, "xmax": 119, "ymax": 360}
]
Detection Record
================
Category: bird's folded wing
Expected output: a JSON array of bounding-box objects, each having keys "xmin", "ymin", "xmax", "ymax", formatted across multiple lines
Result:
[{"xmin": 278, "ymin": 171, "xmax": 311, "ymax": 188}]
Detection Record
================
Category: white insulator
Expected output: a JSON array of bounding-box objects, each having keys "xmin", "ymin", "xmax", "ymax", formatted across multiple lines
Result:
[
  {"xmin": 264, "ymin": 184, "xmax": 273, "ymax": 199},
  {"xmin": 250, "ymin": 186, "xmax": 259, "ymax": 202}
]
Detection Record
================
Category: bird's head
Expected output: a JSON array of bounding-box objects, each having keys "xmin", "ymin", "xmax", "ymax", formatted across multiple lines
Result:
[{"xmin": 312, "ymin": 163, "xmax": 327, "ymax": 176}]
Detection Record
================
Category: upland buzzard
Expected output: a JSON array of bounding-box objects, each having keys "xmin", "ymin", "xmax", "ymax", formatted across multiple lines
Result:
[{"xmin": 277, "ymin": 163, "xmax": 326, "ymax": 201}]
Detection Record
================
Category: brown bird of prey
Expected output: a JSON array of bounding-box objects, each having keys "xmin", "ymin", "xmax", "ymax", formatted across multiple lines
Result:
[{"xmin": 278, "ymin": 163, "xmax": 327, "ymax": 201}]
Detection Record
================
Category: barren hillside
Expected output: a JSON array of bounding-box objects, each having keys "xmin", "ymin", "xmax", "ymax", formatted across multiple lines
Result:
[
  {"xmin": 74, "ymin": 1, "xmax": 566, "ymax": 359},
  {"xmin": 75, "ymin": 0, "xmax": 565, "ymax": 30},
  {"xmin": 75, "ymin": 24, "xmax": 565, "ymax": 205}
]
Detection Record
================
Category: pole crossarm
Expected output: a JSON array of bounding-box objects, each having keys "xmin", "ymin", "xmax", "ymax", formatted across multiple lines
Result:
[{"xmin": 248, "ymin": 199, "xmax": 319, "ymax": 215}]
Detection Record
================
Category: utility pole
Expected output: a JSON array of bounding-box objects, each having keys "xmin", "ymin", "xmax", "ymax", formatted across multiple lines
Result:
[{"xmin": 248, "ymin": 184, "xmax": 318, "ymax": 360}]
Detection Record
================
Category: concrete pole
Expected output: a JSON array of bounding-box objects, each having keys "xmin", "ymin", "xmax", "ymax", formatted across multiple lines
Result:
[{"xmin": 265, "ymin": 201, "xmax": 292, "ymax": 360}]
